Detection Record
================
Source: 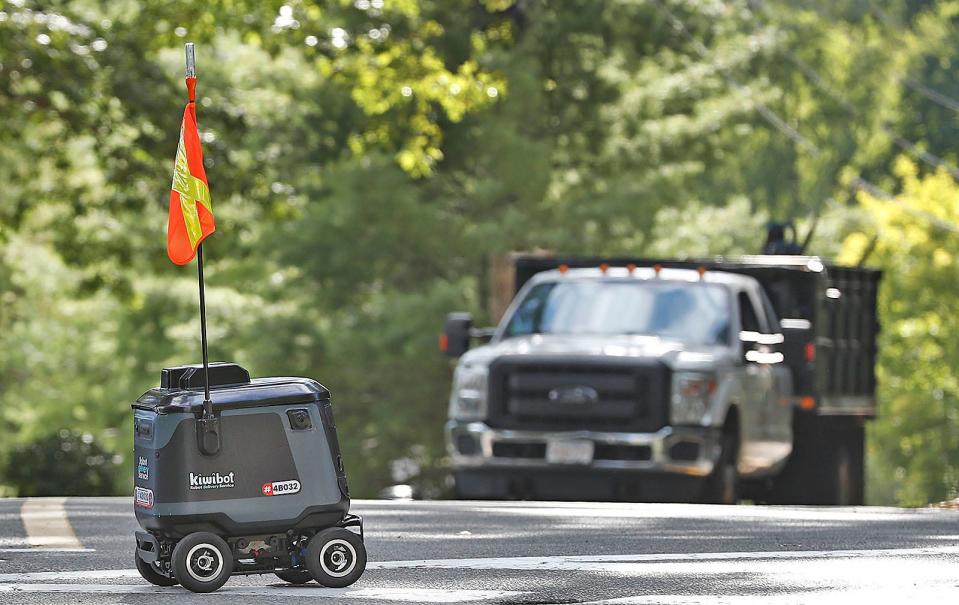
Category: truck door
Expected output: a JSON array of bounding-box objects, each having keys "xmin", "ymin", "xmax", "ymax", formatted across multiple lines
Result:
[
  {"xmin": 736, "ymin": 289, "xmax": 789, "ymax": 475},
  {"xmin": 756, "ymin": 287, "xmax": 794, "ymax": 453}
]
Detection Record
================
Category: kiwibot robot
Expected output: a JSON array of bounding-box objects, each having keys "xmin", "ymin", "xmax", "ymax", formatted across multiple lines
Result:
[{"xmin": 132, "ymin": 362, "xmax": 366, "ymax": 593}]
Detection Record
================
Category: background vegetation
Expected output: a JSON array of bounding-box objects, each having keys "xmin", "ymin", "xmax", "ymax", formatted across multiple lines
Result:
[{"xmin": 1, "ymin": 0, "xmax": 958, "ymax": 505}]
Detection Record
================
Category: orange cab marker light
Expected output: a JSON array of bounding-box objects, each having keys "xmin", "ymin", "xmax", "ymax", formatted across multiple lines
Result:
[
  {"xmin": 558, "ymin": 264, "xmax": 569, "ymax": 274},
  {"xmin": 697, "ymin": 266, "xmax": 707, "ymax": 278},
  {"xmin": 653, "ymin": 264, "xmax": 662, "ymax": 276},
  {"xmin": 800, "ymin": 396, "xmax": 816, "ymax": 410},
  {"xmin": 626, "ymin": 263, "xmax": 636, "ymax": 274},
  {"xmin": 599, "ymin": 263, "xmax": 609, "ymax": 274},
  {"xmin": 438, "ymin": 334, "xmax": 449, "ymax": 353}
]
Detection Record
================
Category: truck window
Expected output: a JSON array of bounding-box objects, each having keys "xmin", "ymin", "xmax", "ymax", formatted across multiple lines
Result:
[
  {"xmin": 737, "ymin": 292, "xmax": 761, "ymax": 333},
  {"xmin": 504, "ymin": 280, "xmax": 731, "ymax": 345},
  {"xmin": 506, "ymin": 282, "xmax": 556, "ymax": 336},
  {"xmin": 763, "ymin": 274, "xmax": 816, "ymax": 320},
  {"xmin": 758, "ymin": 290, "xmax": 781, "ymax": 332}
]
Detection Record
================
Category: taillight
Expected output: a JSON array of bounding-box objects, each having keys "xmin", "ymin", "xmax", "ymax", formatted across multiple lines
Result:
[
  {"xmin": 439, "ymin": 334, "xmax": 449, "ymax": 353},
  {"xmin": 804, "ymin": 342, "xmax": 816, "ymax": 362}
]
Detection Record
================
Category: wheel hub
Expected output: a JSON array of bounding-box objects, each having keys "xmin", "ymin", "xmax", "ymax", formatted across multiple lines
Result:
[
  {"xmin": 320, "ymin": 539, "xmax": 356, "ymax": 577},
  {"xmin": 186, "ymin": 544, "xmax": 223, "ymax": 582}
]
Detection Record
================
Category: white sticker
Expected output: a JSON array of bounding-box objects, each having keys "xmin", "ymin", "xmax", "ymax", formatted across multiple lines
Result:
[
  {"xmin": 134, "ymin": 487, "xmax": 154, "ymax": 509},
  {"xmin": 261, "ymin": 480, "xmax": 301, "ymax": 496}
]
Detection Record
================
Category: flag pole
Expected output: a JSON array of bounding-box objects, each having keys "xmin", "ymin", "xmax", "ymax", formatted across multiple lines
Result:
[
  {"xmin": 186, "ymin": 42, "xmax": 219, "ymax": 455},
  {"xmin": 197, "ymin": 244, "xmax": 212, "ymax": 409},
  {"xmin": 185, "ymin": 42, "xmax": 212, "ymax": 413}
]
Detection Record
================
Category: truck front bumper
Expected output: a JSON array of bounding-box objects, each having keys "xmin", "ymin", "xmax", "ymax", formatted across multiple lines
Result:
[{"xmin": 446, "ymin": 421, "xmax": 721, "ymax": 477}]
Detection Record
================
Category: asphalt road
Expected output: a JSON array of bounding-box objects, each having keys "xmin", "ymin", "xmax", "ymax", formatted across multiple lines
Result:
[{"xmin": 1, "ymin": 498, "xmax": 958, "ymax": 603}]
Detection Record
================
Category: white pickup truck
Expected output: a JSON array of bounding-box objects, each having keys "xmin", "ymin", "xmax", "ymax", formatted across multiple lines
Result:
[{"xmin": 442, "ymin": 256, "xmax": 880, "ymax": 505}]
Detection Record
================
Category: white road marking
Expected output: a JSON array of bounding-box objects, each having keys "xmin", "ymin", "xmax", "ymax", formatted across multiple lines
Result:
[
  {"xmin": 0, "ymin": 570, "xmax": 141, "ymax": 582},
  {"xmin": 0, "ymin": 584, "xmax": 523, "ymax": 601},
  {"xmin": 19, "ymin": 498, "xmax": 82, "ymax": 550},
  {"xmin": 356, "ymin": 499, "xmax": 959, "ymax": 521},
  {"xmin": 582, "ymin": 589, "xmax": 959, "ymax": 604},
  {"xmin": 0, "ymin": 549, "xmax": 94, "ymax": 553},
  {"xmin": 367, "ymin": 544, "xmax": 959, "ymax": 571},
  {"xmin": 581, "ymin": 554, "xmax": 959, "ymax": 602},
  {"xmin": 0, "ymin": 569, "xmax": 140, "ymax": 583},
  {"xmin": 2, "ymin": 544, "xmax": 958, "ymax": 583}
]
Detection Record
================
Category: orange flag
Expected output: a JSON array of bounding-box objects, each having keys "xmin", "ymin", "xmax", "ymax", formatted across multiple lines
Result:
[{"xmin": 167, "ymin": 79, "xmax": 214, "ymax": 265}]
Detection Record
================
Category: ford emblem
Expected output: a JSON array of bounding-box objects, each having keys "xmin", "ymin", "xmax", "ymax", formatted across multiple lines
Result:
[{"xmin": 548, "ymin": 385, "xmax": 599, "ymax": 405}]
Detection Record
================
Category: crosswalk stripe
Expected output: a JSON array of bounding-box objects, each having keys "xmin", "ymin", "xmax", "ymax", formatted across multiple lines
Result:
[
  {"xmin": 0, "ymin": 549, "xmax": 94, "ymax": 553},
  {"xmin": 2, "ymin": 544, "xmax": 958, "ymax": 584},
  {"xmin": 581, "ymin": 590, "xmax": 959, "ymax": 605},
  {"xmin": 0, "ymin": 570, "xmax": 141, "ymax": 582},
  {"xmin": 19, "ymin": 498, "xmax": 82, "ymax": 550},
  {"xmin": 367, "ymin": 544, "xmax": 959, "ymax": 571},
  {"xmin": 0, "ymin": 584, "xmax": 523, "ymax": 602}
]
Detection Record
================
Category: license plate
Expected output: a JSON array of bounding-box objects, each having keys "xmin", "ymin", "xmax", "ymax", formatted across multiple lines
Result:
[{"xmin": 546, "ymin": 440, "xmax": 594, "ymax": 465}]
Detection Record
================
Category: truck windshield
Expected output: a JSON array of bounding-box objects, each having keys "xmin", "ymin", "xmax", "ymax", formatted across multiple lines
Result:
[{"xmin": 504, "ymin": 280, "xmax": 731, "ymax": 345}]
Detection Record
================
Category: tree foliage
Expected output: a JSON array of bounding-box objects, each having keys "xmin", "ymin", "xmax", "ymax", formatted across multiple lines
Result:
[
  {"xmin": 840, "ymin": 159, "xmax": 959, "ymax": 506},
  {"xmin": 2, "ymin": 0, "xmax": 958, "ymax": 503}
]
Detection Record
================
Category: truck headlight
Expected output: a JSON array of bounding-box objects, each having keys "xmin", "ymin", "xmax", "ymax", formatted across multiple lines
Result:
[
  {"xmin": 448, "ymin": 364, "xmax": 488, "ymax": 421},
  {"xmin": 671, "ymin": 372, "xmax": 716, "ymax": 425}
]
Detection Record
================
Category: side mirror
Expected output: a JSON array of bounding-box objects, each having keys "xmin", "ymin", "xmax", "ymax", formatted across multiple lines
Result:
[
  {"xmin": 441, "ymin": 313, "xmax": 473, "ymax": 358},
  {"xmin": 471, "ymin": 327, "xmax": 495, "ymax": 344}
]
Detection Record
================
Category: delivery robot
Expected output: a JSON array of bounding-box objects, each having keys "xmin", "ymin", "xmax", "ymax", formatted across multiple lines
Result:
[{"xmin": 132, "ymin": 362, "xmax": 365, "ymax": 593}]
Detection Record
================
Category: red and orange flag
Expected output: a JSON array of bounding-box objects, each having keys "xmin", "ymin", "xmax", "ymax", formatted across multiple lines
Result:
[{"xmin": 167, "ymin": 77, "xmax": 214, "ymax": 265}]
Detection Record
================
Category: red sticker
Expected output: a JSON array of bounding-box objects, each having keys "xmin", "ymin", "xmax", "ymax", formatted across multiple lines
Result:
[{"xmin": 261, "ymin": 483, "xmax": 274, "ymax": 496}]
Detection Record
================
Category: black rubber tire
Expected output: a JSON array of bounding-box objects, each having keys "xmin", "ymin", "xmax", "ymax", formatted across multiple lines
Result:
[
  {"xmin": 767, "ymin": 413, "xmax": 865, "ymax": 505},
  {"xmin": 171, "ymin": 532, "xmax": 233, "ymax": 593},
  {"xmin": 275, "ymin": 569, "xmax": 313, "ymax": 584},
  {"xmin": 305, "ymin": 528, "xmax": 367, "ymax": 588},
  {"xmin": 703, "ymin": 433, "xmax": 739, "ymax": 504},
  {"xmin": 833, "ymin": 442, "xmax": 854, "ymax": 506},
  {"xmin": 135, "ymin": 549, "xmax": 177, "ymax": 587}
]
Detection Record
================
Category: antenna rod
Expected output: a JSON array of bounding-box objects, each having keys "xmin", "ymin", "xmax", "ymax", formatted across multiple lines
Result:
[
  {"xmin": 184, "ymin": 42, "xmax": 219, "ymax": 456},
  {"xmin": 185, "ymin": 42, "xmax": 196, "ymax": 78},
  {"xmin": 197, "ymin": 244, "xmax": 212, "ymax": 412},
  {"xmin": 185, "ymin": 42, "xmax": 212, "ymax": 418}
]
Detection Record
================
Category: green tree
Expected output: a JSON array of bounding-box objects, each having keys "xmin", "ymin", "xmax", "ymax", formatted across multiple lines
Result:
[
  {"xmin": 840, "ymin": 158, "xmax": 959, "ymax": 506},
  {"xmin": 2, "ymin": 0, "xmax": 959, "ymax": 503}
]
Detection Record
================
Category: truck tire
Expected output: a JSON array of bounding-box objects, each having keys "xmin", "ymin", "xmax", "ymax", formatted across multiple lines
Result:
[
  {"xmin": 833, "ymin": 442, "xmax": 855, "ymax": 506},
  {"xmin": 769, "ymin": 413, "xmax": 864, "ymax": 505},
  {"xmin": 702, "ymin": 432, "xmax": 739, "ymax": 504}
]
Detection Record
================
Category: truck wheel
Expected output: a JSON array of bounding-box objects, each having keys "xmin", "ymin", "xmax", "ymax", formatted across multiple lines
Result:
[
  {"xmin": 275, "ymin": 569, "xmax": 313, "ymax": 584},
  {"xmin": 171, "ymin": 532, "xmax": 233, "ymax": 593},
  {"xmin": 703, "ymin": 433, "xmax": 739, "ymax": 504},
  {"xmin": 770, "ymin": 413, "xmax": 864, "ymax": 505},
  {"xmin": 833, "ymin": 443, "xmax": 854, "ymax": 506},
  {"xmin": 305, "ymin": 528, "xmax": 367, "ymax": 588},
  {"xmin": 135, "ymin": 549, "xmax": 177, "ymax": 587}
]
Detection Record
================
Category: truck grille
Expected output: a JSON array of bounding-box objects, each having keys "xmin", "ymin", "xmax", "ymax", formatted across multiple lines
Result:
[{"xmin": 486, "ymin": 356, "xmax": 669, "ymax": 433}]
